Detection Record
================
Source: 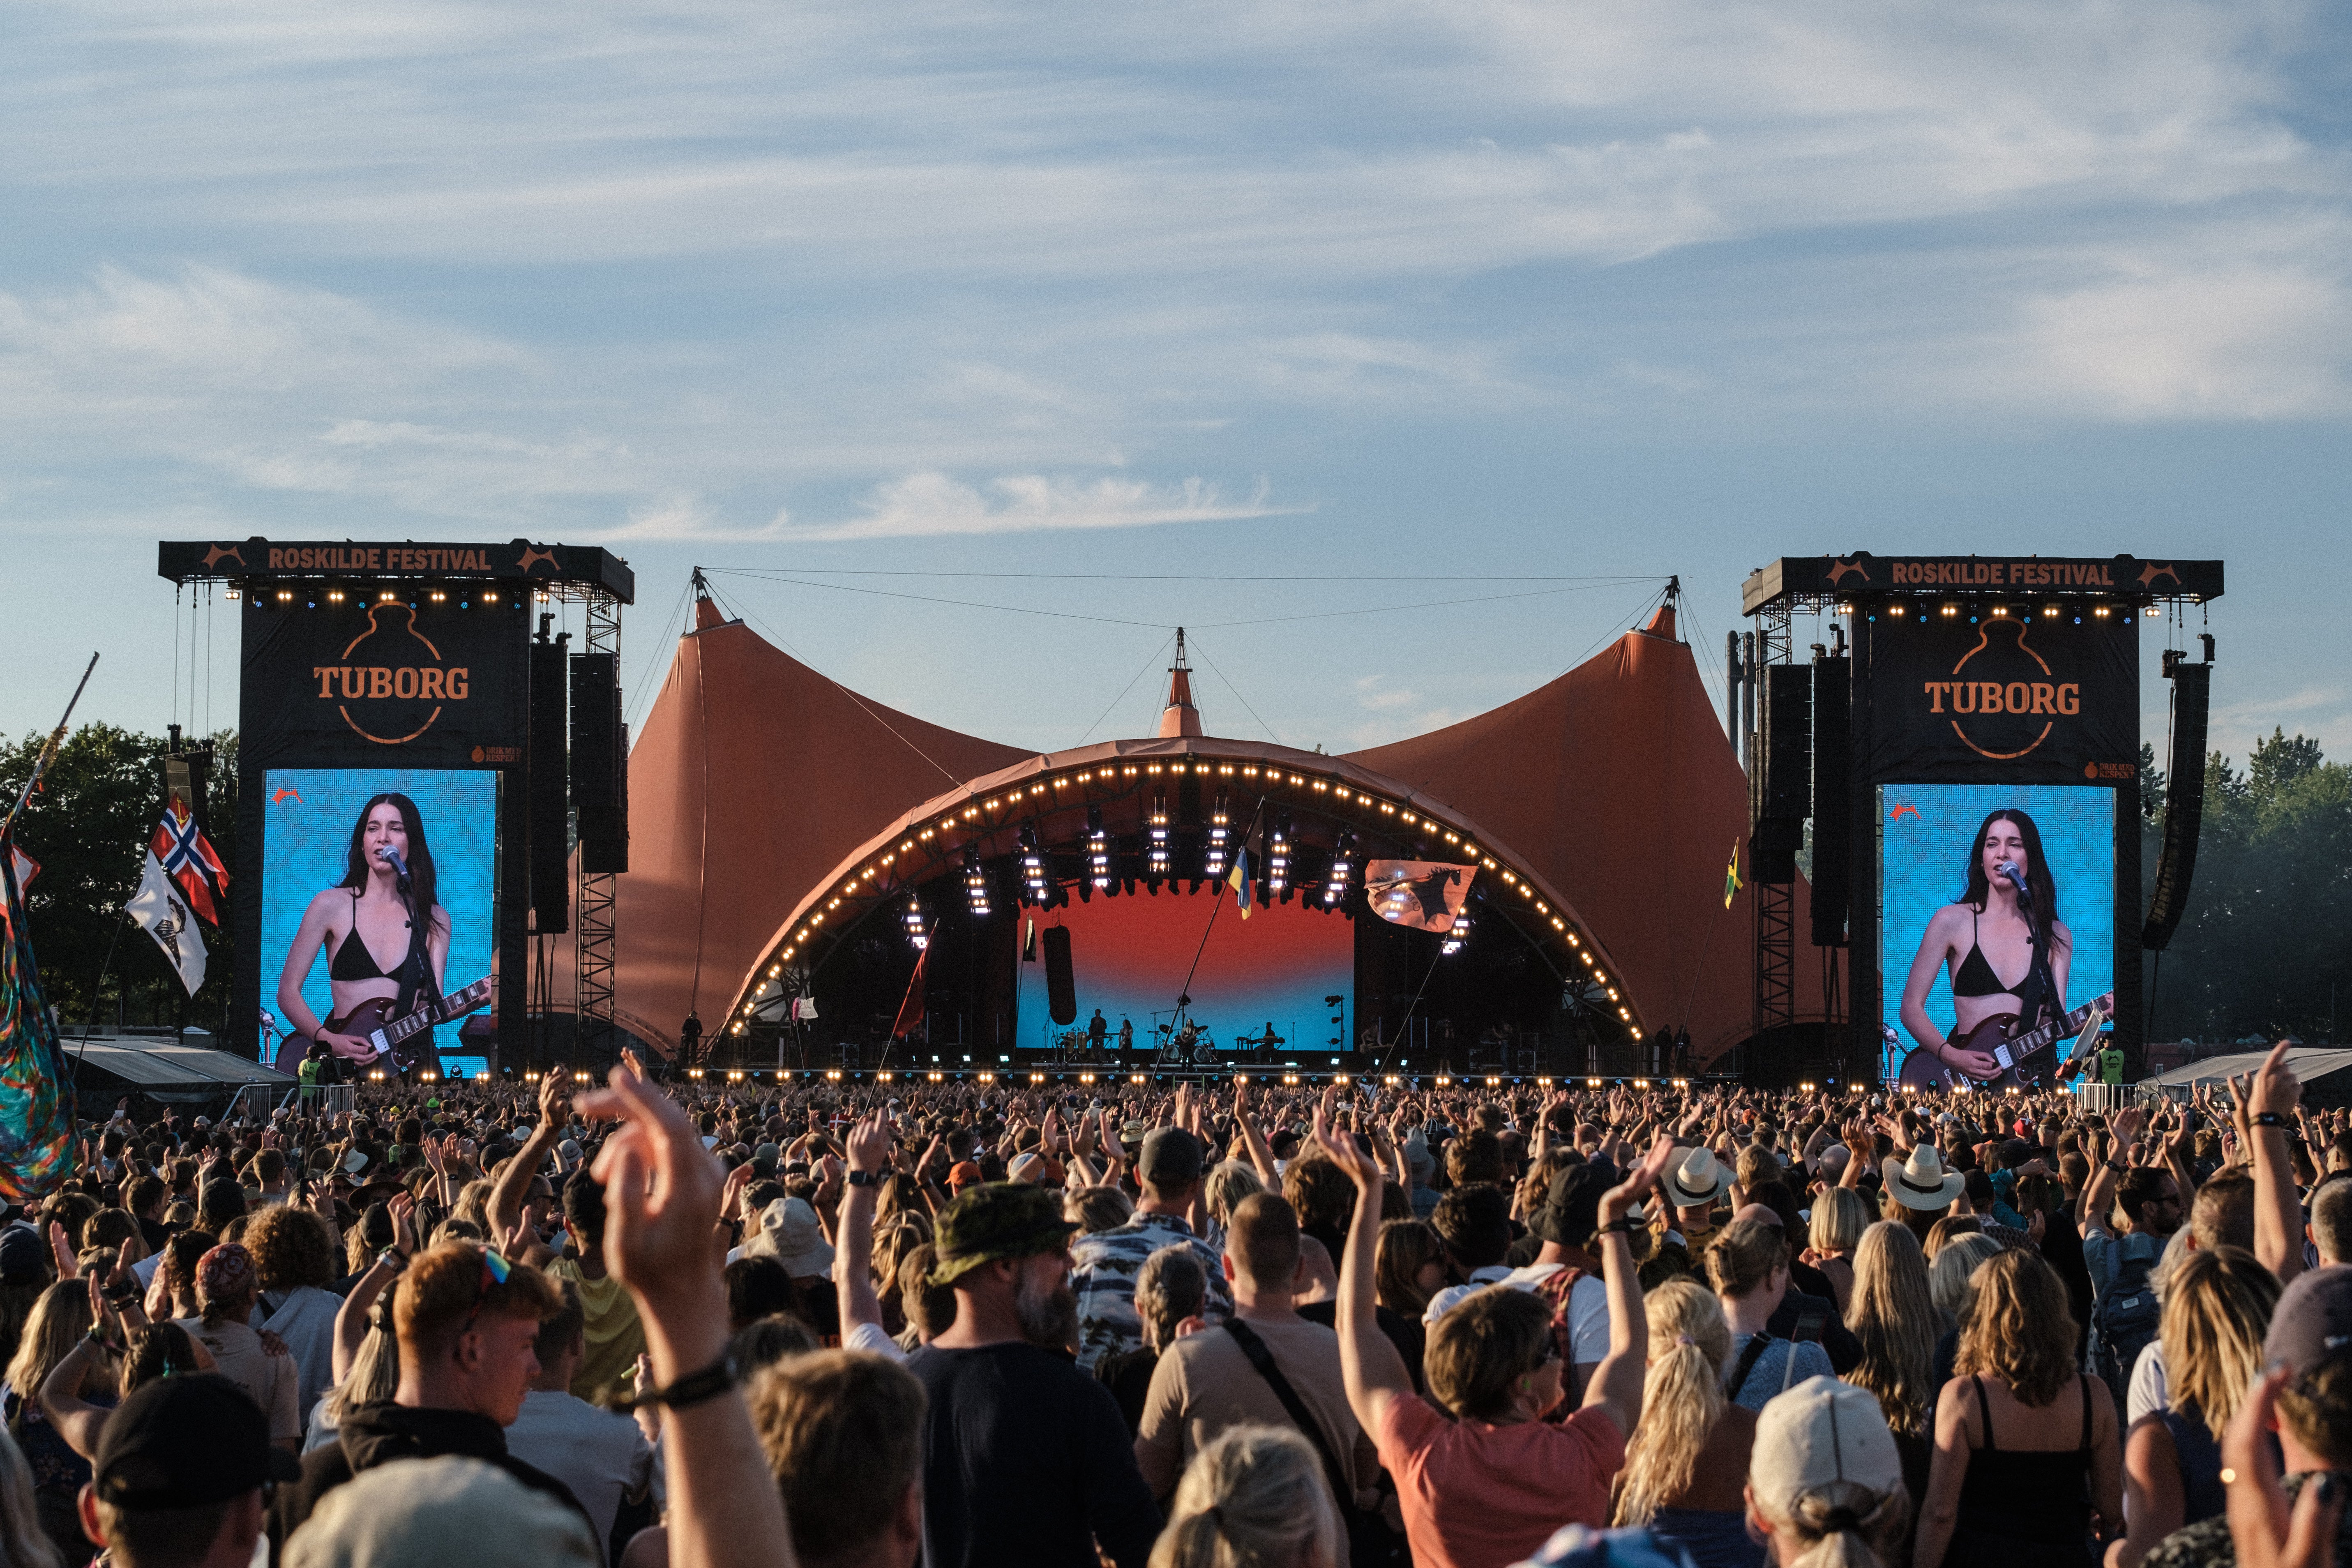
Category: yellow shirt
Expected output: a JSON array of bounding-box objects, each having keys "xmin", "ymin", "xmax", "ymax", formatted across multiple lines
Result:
[{"xmin": 549, "ymin": 1257, "xmax": 646, "ymax": 1407}]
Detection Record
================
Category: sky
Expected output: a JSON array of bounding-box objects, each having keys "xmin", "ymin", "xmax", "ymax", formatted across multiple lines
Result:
[{"xmin": 4, "ymin": 0, "xmax": 2349, "ymax": 769}]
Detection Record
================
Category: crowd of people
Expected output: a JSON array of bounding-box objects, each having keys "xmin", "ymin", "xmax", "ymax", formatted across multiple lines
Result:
[{"xmin": 0, "ymin": 1042, "xmax": 2350, "ymax": 1568}]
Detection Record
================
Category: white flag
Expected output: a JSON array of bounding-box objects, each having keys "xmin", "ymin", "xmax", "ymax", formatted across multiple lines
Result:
[
  {"xmin": 791, "ymin": 996, "xmax": 819, "ymax": 1021},
  {"xmin": 127, "ymin": 850, "xmax": 206, "ymax": 996}
]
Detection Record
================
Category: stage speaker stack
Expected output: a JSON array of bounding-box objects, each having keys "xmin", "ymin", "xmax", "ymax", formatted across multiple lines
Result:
[
  {"xmin": 1042, "ymin": 927, "xmax": 1077, "ymax": 1026},
  {"xmin": 1752, "ymin": 665, "xmax": 1810, "ymax": 883},
  {"xmin": 2142, "ymin": 641, "xmax": 2214, "ymax": 949},
  {"xmin": 528, "ymin": 637, "xmax": 570, "ymax": 932},
  {"xmin": 571, "ymin": 652, "xmax": 629, "ymax": 875},
  {"xmin": 1809, "ymin": 655, "xmax": 1850, "ymax": 947}
]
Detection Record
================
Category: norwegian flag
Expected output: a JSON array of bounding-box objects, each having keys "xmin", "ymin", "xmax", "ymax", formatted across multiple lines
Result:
[{"xmin": 149, "ymin": 796, "xmax": 228, "ymax": 927}]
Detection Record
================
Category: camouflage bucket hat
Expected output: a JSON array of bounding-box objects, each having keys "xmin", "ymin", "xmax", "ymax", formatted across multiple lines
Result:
[{"xmin": 929, "ymin": 1182, "xmax": 1080, "ymax": 1287}]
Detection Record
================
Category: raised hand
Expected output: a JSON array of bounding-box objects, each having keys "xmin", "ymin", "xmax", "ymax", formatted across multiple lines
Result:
[
  {"xmin": 1599, "ymin": 1135, "xmax": 1677, "ymax": 1226},
  {"xmin": 1310, "ymin": 1103, "xmax": 1382, "ymax": 1191},
  {"xmin": 846, "ymin": 1109, "xmax": 892, "ymax": 1174},
  {"xmin": 2225, "ymin": 1365, "xmax": 2346, "ymax": 1568}
]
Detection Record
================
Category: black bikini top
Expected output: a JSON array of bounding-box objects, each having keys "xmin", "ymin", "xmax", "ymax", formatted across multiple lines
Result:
[
  {"xmin": 1952, "ymin": 906, "xmax": 2020, "ymax": 997},
  {"xmin": 330, "ymin": 888, "xmax": 410, "ymax": 984}
]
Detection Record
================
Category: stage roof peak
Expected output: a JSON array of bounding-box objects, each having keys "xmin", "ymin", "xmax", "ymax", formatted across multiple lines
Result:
[{"xmin": 1158, "ymin": 627, "xmax": 1204, "ymax": 738}]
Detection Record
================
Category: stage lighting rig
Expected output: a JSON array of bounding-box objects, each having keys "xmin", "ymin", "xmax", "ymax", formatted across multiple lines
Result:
[
  {"xmin": 1148, "ymin": 790, "xmax": 1171, "ymax": 876},
  {"xmin": 1441, "ymin": 906, "xmax": 1472, "ymax": 956},
  {"xmin": 963, "ymin": 845, "xmax": 992, "ymax": 917},
  {"xmin": 1203, "ymin": 789, "xmax": 1231, "ymax": 878},
  {"xmin": 1268, "ymin": 810, "xmax": 1291, "ymax": 894},
  {"xmin": 1086, "ymin": 805, "xmax": 1111, "ymax": 888},
  {"xmin": 903, "ymin": 893, "xmax": 929, "ymax": 950},
  {"xmin": 1324, "ymin": 828, "xmax": 1355, "ymax": 906},
  {"xmin": 1019, "ymin": 825, "xmax": 1048, "ymax": 902}
]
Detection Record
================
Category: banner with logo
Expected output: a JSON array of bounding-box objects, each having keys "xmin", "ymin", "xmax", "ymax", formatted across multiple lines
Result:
[
  {"xmin": 238, "ymin": 595, "xmax": 529, "ymax": 771},
  {"xmin": 1365, "ymin": 860, "xmax": 1476, "ymax": 933},
  {"xmin": 1859, "ymin": 610, "xmax": 2138, "ymax": 785}
]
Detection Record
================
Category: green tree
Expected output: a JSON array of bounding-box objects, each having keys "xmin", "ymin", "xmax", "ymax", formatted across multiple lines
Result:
[{"xmin": 0, "ymin": 724, "xmax": 237, "ymax": 1031}]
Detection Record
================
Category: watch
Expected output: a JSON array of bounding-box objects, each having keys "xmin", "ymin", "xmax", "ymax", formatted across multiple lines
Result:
[
  {"xmin": 376, "ymin": 1247, "xmax": 409, "ymax": 1272},
  {"xmin": 846, "ymin": 1169, "xmax": 882, "ymax": 1188}
]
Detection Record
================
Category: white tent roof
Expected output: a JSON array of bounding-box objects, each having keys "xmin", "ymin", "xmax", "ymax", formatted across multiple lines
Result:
[{"xmin": 2144, "ymin": 1047, "xmax": 2352, "ymax": 1087}]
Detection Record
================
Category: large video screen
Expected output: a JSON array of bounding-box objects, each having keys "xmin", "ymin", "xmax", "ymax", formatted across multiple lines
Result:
[
  {"xmin": 261, "ymin": 769, "xmax": 498, "ymax": 1073},
  {"xmin": 1017, "ymin": 895, "xmax": 1353, "ymax": 1058},
  {"xmin": 1877, "ymin": 782, "xmax": 2114, "ymax": 1083}
]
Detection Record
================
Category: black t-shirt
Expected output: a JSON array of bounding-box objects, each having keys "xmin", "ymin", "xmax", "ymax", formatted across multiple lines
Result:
[
  {"xmin": 905, "ymin": 1341, "xmax": 1159, "ymax": 1568},
  {"xmin": 1094, "ymin": 1344, "xmax": 1159, "ymax": 1434},
  {"xmin": 1297, "ymin": 1298, "xmax": 1426, "ymax": 1394}
]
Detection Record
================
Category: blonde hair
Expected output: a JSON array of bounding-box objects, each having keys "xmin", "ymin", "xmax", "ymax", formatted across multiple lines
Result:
[
  {"xmin": 1956, "ymin": 1250, "xmax": 2078, "ymax": 1408},
  {"xmin": 1843, "ymin": 1222, "xmax": 1940, "ymax": 1440},
  {"xmin": 1205, "ymin": 1161, "xmax": 1264, "ymax": 1225},
  {"xmin": 1149, "ymin": 1425, "xmax": 1341, "ymax": 1568},
  {"xmin": 1063, "ymin": 1185, "xmax": 1135, "ymax": 1235},
  {"xmin": 1706, "ymin": 1218, "xmax": 1787, "ymax": 1300},
  {"xmin": 1926, "ymin": 1233, "xmax": 2001, "ymax": 1324},
  {"xmin": 1755, "ymin": 1477, "xmax": 1913, "ymax": 1568},
  {"xmin": 1612, "ymin": 1280, "xmax": 1729, "ymax": 1526},
  {"xmin": 4, "ymin": 1282, "xmax": 90, "ymax": 1404},
  {"xmin": 1808, "ymin": 1188, "xmax": 1870, "ymax": 1257},
  {"xmin": 2161, "ymin": 1246, "xmax": 2279, "ymax": 1440}
]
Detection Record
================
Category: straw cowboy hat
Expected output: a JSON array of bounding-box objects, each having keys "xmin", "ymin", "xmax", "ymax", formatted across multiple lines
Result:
[
  {"xmin": 1882, "ymin": 1146, "xmax": 1965, "ymax": 1211},
  {"xmin": 1660, "ymin": 1147, "xmax": 1726, "ymax": 1210}
]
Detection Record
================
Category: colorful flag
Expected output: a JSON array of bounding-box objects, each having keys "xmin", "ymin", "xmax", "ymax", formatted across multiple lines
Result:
[
  {"xmin": 150, "ymin": 796, "xmax": 228, "ymax": 927},
  {"xmin": 6, "ymin": 846, "xmax": 35, "ymax": 893},
  {"xmin": 127, "ymin": 851, "xmax": 207, "ymax": 996},
  {"xmin": 1723, "ymin": 839, "xmax": 1743, "ymax": 909},
  {"xmin": 1227, "ymin": 846, "xmax": 1254, "ymax": 919},
  {"xmin": 0, "ymin": 836, "xmax": 76, "ymax": 1201},
  {"xmin": 1365, "ymin": 860, "xmax": 1475, "ymax": 932}
]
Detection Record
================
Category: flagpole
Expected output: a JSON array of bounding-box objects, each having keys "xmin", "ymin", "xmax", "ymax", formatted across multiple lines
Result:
[{"xmin": 1, "ymin": 653, "xmax": 100, "ymax": 839}]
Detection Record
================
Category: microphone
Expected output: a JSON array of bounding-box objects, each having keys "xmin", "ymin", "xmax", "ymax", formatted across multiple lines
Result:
[
  {"xmin": 378, "ymin": 846, "xmax": 412, "ymax": 889},
  {"xmin": 1995, "ymin": 860, "xmax": 2028, "ymax": 894}
]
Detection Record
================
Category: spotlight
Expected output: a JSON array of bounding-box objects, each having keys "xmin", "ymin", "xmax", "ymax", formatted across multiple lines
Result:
[
  {"xmin": 963, "ymin": 846, "xmax": 992, "ymax": 917},
  {"xmin": 1441, "ymin": 907, "xmax": 1472, "ymax": 956},
  {"xmin": 1086, "ymin": 805, "xmax": 1110, "ymax": 889},
  {"xmin": 1204, "ymin": 791, "xmax": 1230, "ymax": 878},
  {"xmin": 1148, "ymin": 791, "xmax": 1170, "ymax": 876},
  {"xmin": 275, "ymin": 590, "xmax": 292, "ymax": 602},
  {"xmin": 1324, "ymin": 828, "xmax": 1355, "ymax": 906},
  {"xmin": 902, "ymin": 893, "xmax": 928, "ymax": 950},
  {"xmin": 1268, "ymin": 811, "xmax": 1290, "ymax": 894},
  {"xmin": 1019, "ymin": 824, "xmax": 1047, "ymax": 902}
]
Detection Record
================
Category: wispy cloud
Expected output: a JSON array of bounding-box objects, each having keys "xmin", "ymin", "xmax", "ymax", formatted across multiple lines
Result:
[{"xmin": 737, "ymin": 472, "xmax": 1310, "ymax": 544}]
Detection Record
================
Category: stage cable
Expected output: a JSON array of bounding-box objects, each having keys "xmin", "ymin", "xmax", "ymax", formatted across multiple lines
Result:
[
  {"xmin": 719, "ymin": 594, "xmax": 964, "ymax": 787},
  {"xmin": 1182, "ymin": 632, "xmax": 1282, "ymax": 746},
  {"xmin": 1374, "ymin": 943, "xmax": 1450, "ymax": 1075},
  {"xmin": 1169, "ymin": 795, "xmax": 1269, "ymax": 1025},
  {"xmin": 1077, "ymin": 632, "xmax": 1176, "ymax": 746},
  {"xmin": 171, "ymin": 584, "xmax": 181, "ymax": 737}
]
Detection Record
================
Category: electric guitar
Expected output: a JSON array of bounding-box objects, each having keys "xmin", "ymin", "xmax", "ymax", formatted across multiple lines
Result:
[
  {"xmin": 274, "ymin": 976, "xmax": 493, "ymax": 1077},
  {"xmin": 1898, "ymin": 991, "xmax": 2115, "ymax": 1092}
]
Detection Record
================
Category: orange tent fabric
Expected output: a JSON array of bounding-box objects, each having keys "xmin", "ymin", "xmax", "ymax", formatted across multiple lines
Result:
[{"xmin": 582, "ymin": 593, "xmax": 1824, "ymax": 1065}]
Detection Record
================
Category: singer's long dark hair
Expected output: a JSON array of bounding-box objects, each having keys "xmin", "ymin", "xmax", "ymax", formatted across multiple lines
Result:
[
  {"xmin": 337, "ymin": 793, "xmax": 445, "ymax": 935},
  {"xmin": 1958, "ymin": 808, "xmax": 2064, "ymax": 950}
]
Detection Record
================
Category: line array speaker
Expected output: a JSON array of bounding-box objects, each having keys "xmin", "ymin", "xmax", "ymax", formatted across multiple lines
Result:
[
  {"xmin": 571, "ymin": 652, "xmax": 629, "ymax": 875},
  {"xmin": 1042, "ymin": 926, "xmax": 1077, "ymax": 1025},
  {"xmin": 1810, "ymin": 656, "xmax": 1851, "ymax": 946},
  {"xmin": 528, "ymin": 638, "xmax": 570, "ymax": 932},
  {"xmin": 2142, "ymin": 644, "xmax": 2213, "ymax": 950}
]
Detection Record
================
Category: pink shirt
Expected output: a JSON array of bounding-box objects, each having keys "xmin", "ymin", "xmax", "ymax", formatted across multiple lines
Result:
[{"xmin": 1374, "ymin": 1395, "xmax": 1626, "ymax": 1568}]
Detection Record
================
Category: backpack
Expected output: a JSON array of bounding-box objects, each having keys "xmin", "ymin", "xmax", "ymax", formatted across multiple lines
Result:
[{"xmin": 2092, "ymin": 1233, "xmax": 2161, "ymax": 1389}]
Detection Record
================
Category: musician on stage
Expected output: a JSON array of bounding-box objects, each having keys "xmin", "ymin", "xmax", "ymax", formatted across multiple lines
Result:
[
  {"xmin": 275, "ymin": 793, "xmax": 451, "ymax": 1065},
  {"xmin": 1117, "ymin": 1016, "xmax": 1133, "ymax": 1053},
  {"xmin": 1897, "ymin": 809, "xmax": 2071, "ymax": 1083},
  {"xmin": 1088, "ymin": 1008, "xmax": 1107, "ymax": 1061}
]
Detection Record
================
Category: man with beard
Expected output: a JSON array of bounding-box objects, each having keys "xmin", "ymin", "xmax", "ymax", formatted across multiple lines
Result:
[{"xmin": 906, "ymin": 1183, "xmax": 1158, "ymax": 1568}]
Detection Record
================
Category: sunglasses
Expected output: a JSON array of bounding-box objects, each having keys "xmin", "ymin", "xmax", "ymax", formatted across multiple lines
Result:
[{"xmin": 461, "ymin": 1249, "xmax": 512, "ymax": 1334}]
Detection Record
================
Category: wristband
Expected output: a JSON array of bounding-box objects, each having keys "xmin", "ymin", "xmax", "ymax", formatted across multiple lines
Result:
[
  {"xmin": 376, "ymin": 1247, "xmax": 408, "ymax": 1272},
  {"xmin": 616, "ymin": 1351, "xmax": 739, "ymax": 1414},
  {"xmin": 846, "ymin": 1169, "xmax": 882, "ymax": 1188},
  {"xmin": 1596, "ymin": 1217, "xmax": 1639, "ymax": 1236},
  {"xmin": 2252, "ymin": 1112, "xmax": 2288, "ymax": 1129}
]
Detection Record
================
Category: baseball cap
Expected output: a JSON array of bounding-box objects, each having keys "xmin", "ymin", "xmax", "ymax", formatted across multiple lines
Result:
[
  {"xmin": 1749, "ymin": 1376, "xmax": 1903, "ymax": 1523},
  {"xmin": 2265, "ymin": 1264, "xmax": 2352, "ymax": 1377},
  {"xmin": 947, "ymin": 1160, "xmax": 985, "ymax": 1192},
  {"xmin": 284, "ymin": 1455, "xmax": 597, "ymax": 1568},
  {"xmin": 1530, "ymin": 1165, "xmax": 1606, "ymax": 1248},
  {"xmin": 930, "ymin": 1183, "xmax": 1079, "ymax": 1286},
  {"xmin": 94, "ymin": 1374, "xmax": 302, "ymax": 1509},
  {"xmin": 1140, "ymin": 1126, "xmax": 1204, "ymax": 1188}
]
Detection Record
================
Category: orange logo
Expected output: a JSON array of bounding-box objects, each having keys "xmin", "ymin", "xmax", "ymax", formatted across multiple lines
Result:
[
  {"xmin": 1918, "ymin": 621, "xmax": 2076, "ymax": 760},
  {"xmin": 1825, "ymin": 557, "xmax": 1871, "ymax": 588},
  {"xmin": 201, "ymin": 543, "xmax": 245, "ymax": 570},
  {"xmin": 516, "ymin": 545, "xmax": 558, "ymax": 574},
  {"xmin": 2137, "ymin": 561, "xmax": 2181, "ymax": 590},
  {"xmin": 311, "ymin": 606, "xmax": 465, "ymax": 745}
]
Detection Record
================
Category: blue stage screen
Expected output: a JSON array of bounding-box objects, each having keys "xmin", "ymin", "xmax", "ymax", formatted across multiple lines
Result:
[
  {"xmin": 261, "ymin": 769, "xmax": 497, "ymax": 1072},
  {"xmin": 1877, "ymin": 782, "xmax": 2114, "ymax": 1083}
]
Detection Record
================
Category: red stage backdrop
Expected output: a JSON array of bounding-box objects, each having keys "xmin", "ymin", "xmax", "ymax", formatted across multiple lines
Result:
[{"xmin": 1016, "ymin": 892, "xmax": 1351, "ymax": 1056}]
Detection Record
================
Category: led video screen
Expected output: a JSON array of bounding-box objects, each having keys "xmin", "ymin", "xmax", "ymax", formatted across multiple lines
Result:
[
  {"xmin": 261, "ymin": 769, "xmax": 498, "ymax": 1075},
  {"xmin": 1017, "ymin": 894, "xmax": 1353, "ymax": 1058},
  {"xmin": 1877, "ymin": 782, "xmax": 2114, "ymax": 1083}
]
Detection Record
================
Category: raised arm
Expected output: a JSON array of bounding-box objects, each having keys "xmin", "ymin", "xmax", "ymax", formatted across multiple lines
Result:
[
  {"xmin": 835, "ymin": 1110, "xmax": 890, "ymax": 1339},
  {"xmin": 1582, "ymin": 1137, "xmax": 1675, "ymax": 1439},
  {"xmin": 333, "ymin": 1195, "xmax": 415, "ymax": 1383},
  {"xmin": 489, "ymin": 1071, "xmax": 567, "ymax": 1245},
  {"xmin": 1234, "ymin": 1080, "xmax": 1279, "ymax": 1190},
  {"xmin": 2246, "ymin": 1044, "xmax": 2307, "ymax": 1285},
  {"xmin": 1311, "ymin": 1109, "xmax": 1411, "ymax": 1440}
]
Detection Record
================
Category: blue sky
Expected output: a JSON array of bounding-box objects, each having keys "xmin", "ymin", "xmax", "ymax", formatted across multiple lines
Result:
[{"xmin": 3, "ymin": 0, "xmax": 2348, "ymax": 766}]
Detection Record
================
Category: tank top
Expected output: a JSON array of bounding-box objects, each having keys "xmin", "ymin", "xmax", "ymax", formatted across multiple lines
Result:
[
  {"xmin": 1953, "ymin": 1374, "xmax": 2094, "ymax": 1556},
  {"xmin": 2160, "ymin": 1402, "xmax": 2227, "ymax": 1527}
]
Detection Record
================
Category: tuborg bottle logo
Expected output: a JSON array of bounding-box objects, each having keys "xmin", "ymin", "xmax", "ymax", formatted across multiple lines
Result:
[
  {"xmin": 309, "ymin": 605, "xmax": 467, "ymax": 745},
  {"xmin": 1917, "ymin": 620, "xmax": 2080, "ymax": 761}
]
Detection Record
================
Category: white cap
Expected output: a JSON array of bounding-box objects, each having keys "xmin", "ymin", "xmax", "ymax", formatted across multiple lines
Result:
[{"xmin": 1750, "ymin": 1377, "xmax": 1903, "ymax": 1522}]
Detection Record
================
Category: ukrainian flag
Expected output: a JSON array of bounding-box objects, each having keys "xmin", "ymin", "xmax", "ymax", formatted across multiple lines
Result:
[{"xmin": 1228, "ymin": 846, "xmax": 1254, "ymax": 919}]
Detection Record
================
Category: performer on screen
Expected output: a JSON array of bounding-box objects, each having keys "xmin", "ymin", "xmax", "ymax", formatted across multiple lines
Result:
[
  {"xmin": 1897, "ymin": 808, "xmax": 2071, "ymax": 1082},
  {"xmin": 276, "ymin": 793, "xmax": 452, "ymax": 1064}
]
